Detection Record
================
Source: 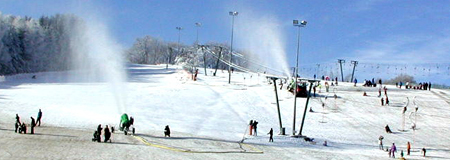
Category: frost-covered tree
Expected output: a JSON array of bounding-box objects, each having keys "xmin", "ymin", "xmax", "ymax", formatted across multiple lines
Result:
[{"xmin": 0, "ymin": 12, "xmax": 83, "ymax": 75}]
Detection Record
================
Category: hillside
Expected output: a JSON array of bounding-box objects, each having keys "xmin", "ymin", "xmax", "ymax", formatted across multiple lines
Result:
[{"xmin": 1, "ymin": 64, "xmax": 449, "ymax": 159}]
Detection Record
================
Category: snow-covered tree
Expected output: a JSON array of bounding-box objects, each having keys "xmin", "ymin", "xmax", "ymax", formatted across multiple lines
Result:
[{"xmin": 0, "ymin": 12, "xmax": 84, "ymax": 75}]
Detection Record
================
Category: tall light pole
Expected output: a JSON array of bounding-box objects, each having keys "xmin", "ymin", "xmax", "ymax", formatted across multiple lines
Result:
[
  {"xmin": 228, "ymin": 11, "xmax": 238, "ymax": 84},
  {"xmin": 176, "ymin": 27, "xmax": 183, "ymax": 54},
  {"xmin": 292, "ymin": 20, "xmax": 307, "ymax": 135},
  {"xmin": 195, "ymin": 23, "xmax": 201, "ymax": 46},
  {"xmin": 168, "ymin": 27, "xmax": 183, "ymax": 66}
]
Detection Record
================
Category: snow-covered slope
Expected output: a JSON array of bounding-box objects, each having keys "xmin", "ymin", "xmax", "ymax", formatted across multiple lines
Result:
[{"xmin": 1, "ymin": 64, "xmax": 449, "ymax": 159}]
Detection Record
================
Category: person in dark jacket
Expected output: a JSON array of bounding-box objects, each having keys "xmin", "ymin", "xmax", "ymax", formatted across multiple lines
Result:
[
  {"xmin": 97, "ymin": 124, "xmax": 102, "ymax": 142},
  {"xmin": 129, "ymin": 116, "xmax": 134, "ymax": 126},
  {"xmin": 36, "ymin": 109, "xmax": 42, "ymax": 126},
  {"xmin": 164, "ymin": 125, "xmax": 171, "ymax": 137},
  {"xmin": 249, "ymin": 120, "xmax": 253, "ymax": 135},
  {"xmin": 104, "ymin": 125, "xmax": 111, "ymax": 142},
  {"xmin": 30, "ymin": 117, "xmax": 36, "ymax": 134},
  {"xmin": 267, "ymin": 128, "xmax": 273, "ymax": 142},
  {"xmin": 385, "ymin": 124, "xmax": 392, "ymax": 133},
  {"xmin": 21, "ymin": 122, "xmax": 27, "ymax": 134},
  {"xmin": 15, "ymin": 114, "xmax": 21, "ymax": 133},
  {"xmin": 252, "ymin": 121, "xmax": 258, "ymax": 136},
  {"xmin": 422, "ymin": 148, "xmax": 426, "ymax": 157},
  {"xmin": 385, "ymin": 96, "xmax": 390, "ymax": 106},
  {"xmin": 92, "ymin": 131, "xmax": 99, "ymax": 142}
]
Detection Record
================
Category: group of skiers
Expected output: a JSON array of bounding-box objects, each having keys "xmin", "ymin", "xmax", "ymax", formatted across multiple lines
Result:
[
  {"xmin": 380, "ymin": 88, "xmax": 390, "ymax": 106},
  {"xmin": 396, "ymin": 81, "xmax": 431, "ymax": 90},
  {"xmin": 315, "ymin": 75, "xmax": 338, "ymax": 86},
  {"xmin": 379, "ymin": 136, "xmax": 427, "ymax": 158},
  {"xmin": 363, "ymin": 78, "xmax": 382, "ymax": 87},
  {"xmin": 248, "ymin": 120, "xmax": 259, "ymax": 136},
  {"xmin": 14, "ymin": 109, "xmax": 42, "ymax": 134},
  {"xmin": 248, "ymin": 120, "xmax": 276, "ymax": 142},
  {"xmin": 93, "ymin": 124, "xmax": 112, "ymax": 143},
  {"xmin": 247, "ymin": 121, "xmax": 299, "ymax": 143}
]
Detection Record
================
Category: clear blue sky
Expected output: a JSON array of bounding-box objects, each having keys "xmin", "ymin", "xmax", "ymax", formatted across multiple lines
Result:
[{"xmin": 1, "ymin": 0, "xmax": 450, "ymax": 84}]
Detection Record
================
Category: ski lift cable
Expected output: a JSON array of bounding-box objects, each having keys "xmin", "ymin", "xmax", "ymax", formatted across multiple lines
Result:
[
  {"xmin": 207, "ymin": 49, "xmax": 286, "ymax": 78},
  {"xmin": 205, "ymin": 47, "xmax": 285, "ymax": 75}
]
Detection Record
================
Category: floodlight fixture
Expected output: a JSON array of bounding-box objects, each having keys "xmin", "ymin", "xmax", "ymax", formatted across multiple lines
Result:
[
  {"xmin": 229, "ymin": 11, "xmax": 238, "ymax": 16},
  {"xmin": 293, "ymin": 20, "xmax": 307, "ymax": 27}
]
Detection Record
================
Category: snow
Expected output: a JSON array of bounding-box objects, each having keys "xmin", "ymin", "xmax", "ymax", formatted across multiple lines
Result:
[{"xmin": 1, "ymin": 64, "xmax": 450, "ymax": 159}]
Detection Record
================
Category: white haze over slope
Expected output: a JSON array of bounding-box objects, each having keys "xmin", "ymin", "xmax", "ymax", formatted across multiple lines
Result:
[
  {"xmin": 235, "ymin": 11, "xmax": 291, "ymax": 77},
  {"xmin": 68, "ymin": 11, "xmax": 128, "ymax": 114}
]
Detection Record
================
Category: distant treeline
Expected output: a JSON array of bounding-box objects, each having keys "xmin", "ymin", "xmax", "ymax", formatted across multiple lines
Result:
[
  {"xmin": 0, "ymin": 13, "xmax": 85, "ymax": 75},
  {"xmin": 125, "ymin": 35, "xmax": 254, "ymax": 72}
]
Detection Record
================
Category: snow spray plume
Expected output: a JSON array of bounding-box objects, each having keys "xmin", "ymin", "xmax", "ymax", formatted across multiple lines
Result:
[
  {"xmin": 68, "ymin": 16, "xmax": 127, "ymax": 114},
  {"xmin": 234, "ymin": 12, "xmax": 291, "ymax": 77}
]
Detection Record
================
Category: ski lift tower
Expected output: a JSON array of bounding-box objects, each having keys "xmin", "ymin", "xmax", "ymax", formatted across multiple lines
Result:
[
  {"xmin": 267, "ymin": 75, "xmax": 287, "ymax": 135},
  {"xmin": 293, "ymin": 78, "xmax": 320, "ymax": 138}
]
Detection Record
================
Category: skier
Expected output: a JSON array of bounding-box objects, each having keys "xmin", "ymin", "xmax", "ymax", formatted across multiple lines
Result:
[
  {"xmin": 252, "ymin": 121, "xmax": 258, "ymax": 136},
  {"xmin": 104, "ymin": 125, "xmax": 111, "ymax": 142},
  {"xmin": 323, "ymin": 140, "xmax": 328, "ymax": 146},
  {"xmin": 36, "ymin": 109, "xmax": 42, "ymax": 126},
  {"xmin": 354, "ymin": 78, "xmax": 357, "ymax": 86},
  {"xmin": 403, "ymin": 107, "xmax": 407, "ymax": 114},
  {"xmin": 378, "ymin": 136, "xmax": 384, "ymax": 150},
  {"xmin": 421, "ymin": 148, "xmax": 426, "ymax": 157},
  {"xmin": 378, "ymin": 88, "xmax": 382, "ymax": 97},
  {"xmin": 15, "ymin": 114, "xmax": 21, "ymax": 133},
  {"xmin": 390, "ymin": 143, "xmax": 397, "ymax": 158},
  {"xmin": 385, "ymin": 96, "xmax": 389, "ymax": 106},
  {"xmin": 30, "ymin": 117, "xmax": 36, "ymax": 134},
  {"xmin": 313, "ymin": 85, "xmax": 317, "ymax": 97},
  {"xmin": 400, "ymin": 150, "xmax": 404, "ymax": 158},
  {"xmin": 279, "ymin": 81, "xmax": 283, "ymax": 90},
  {"xmin": 96, "ymin": 124, "xmax": 102, "ymax": 142},
  {"xmin": 385, "ymin": 125, "xmax": 392, "ymax": 133},
  {"xmin": 267, "ymin": 128, "xmax": 273, "ymax": 142},
  {"xmin": 428, "ymin": 82, "xmax": 431, "ymax": 91},
  {"xmin": 407, "ymin": 141, "xmax": 411, "ymax": 155},
  {"xmin": 164, "ymin": 125, "xmax": 171, "ymax": 137},
  {"xmin": 381, "ymin": 97, "xmax": 384, "ymax": 106},
  {"xmin": 249, "ymin": 120, "xmax": 253, "ymax": 135}
]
